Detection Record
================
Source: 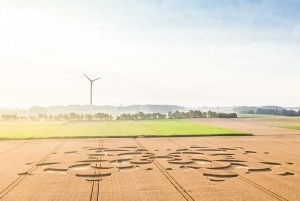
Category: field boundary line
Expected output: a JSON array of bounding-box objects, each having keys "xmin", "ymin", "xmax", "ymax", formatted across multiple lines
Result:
[
  {"xmin": 135, "ymin": 139, "xmax": 195, "ymax": 201},
  {"xmin": 0, "ymin": 140, "xmax": 67, "ymax": 199},
  {"xmin": 0, "ymin": 133, "xmax": 252, "ymax": 141}
]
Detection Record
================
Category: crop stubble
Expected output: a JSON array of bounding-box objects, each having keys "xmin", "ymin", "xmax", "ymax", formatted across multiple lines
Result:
[{"xmin": 0, "ymin": 122, "xmax": 300, "ymax": 200}]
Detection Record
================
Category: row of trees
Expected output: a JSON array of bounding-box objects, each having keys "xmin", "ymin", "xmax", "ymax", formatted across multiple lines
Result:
[
  {"xmin": 116, "ymin": 110, "xmax": 237, "ymax": 120},
  {"xmin": 1, "ymin": 110, "xmax": 238, "ymax": 121},
  {"xmin": 168, "ymin": 110, "xmax": 219, "ymax": 118},
  {"xmin": 242, "ymin": 108, "xmax": 300, "ymax": 117},
  {"xmin": 116, "ymin": 112, "xmax": 167, "ymax": 120},
  {"xmin": 0, "ymin": 113, "xmax": 113, "ymax": 121},
  {"xmin": 167, "ymin": 110, "xmax": 237, "ymax": 119}
]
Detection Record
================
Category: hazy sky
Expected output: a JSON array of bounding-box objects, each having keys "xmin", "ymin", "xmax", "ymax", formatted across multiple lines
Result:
[{"xmin": 0, "ymin": 0, "xmax": 300, "ymax": 108}]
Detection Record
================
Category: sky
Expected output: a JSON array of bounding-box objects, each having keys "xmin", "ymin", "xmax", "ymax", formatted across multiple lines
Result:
[{"xmin": 0, "ymin": 0, "xmax": 300, "ymax": 108}]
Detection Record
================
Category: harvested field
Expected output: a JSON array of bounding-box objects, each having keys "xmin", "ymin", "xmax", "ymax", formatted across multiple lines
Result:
[
  {"xmin": 190, "ymin": 117, "xmax": 300, "ymax": 136},
  {"xmin": 0, "ymin": 134, "xmax": 300, "ymax": 201},
  {"xmin": 236, "ymin": 116, "xmax": 300, "ymax": 127}
]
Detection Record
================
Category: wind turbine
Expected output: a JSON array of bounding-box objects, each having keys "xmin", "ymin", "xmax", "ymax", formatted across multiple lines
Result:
[{"xmin": 84, "ymin": 74, "xmax": 101, "ymax": 105}]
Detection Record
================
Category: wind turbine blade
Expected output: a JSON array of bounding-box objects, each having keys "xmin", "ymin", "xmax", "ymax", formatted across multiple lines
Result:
[
  {"xmin": 84, "ymin": 74, "xmax": 92, "ymax": 81},
  {"xmin": 92, "ymin": 77, "xmax": 101, "ymax": 82}
]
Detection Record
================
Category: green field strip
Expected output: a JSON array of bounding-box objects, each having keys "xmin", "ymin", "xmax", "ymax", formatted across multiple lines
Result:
[{"xmin": 0, "ymin": 120, "xmax": 250, "ymax": 139}]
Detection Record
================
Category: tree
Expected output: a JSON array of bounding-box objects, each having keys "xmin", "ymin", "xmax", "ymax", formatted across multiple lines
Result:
[
  {"xmin": 94, "ymin": 113, "xmax": 111, "ymax": 120},
  {"xmin": 281, "ymin": 109, "xmax": 288, "ymax": 116},
  {"xmin": 146, "ymin": 113, "xmax": 152, "ymax": 120},
  {"xmin": 63, "ymin": 114, "xmax": 69, "ymax": 120},
  {"xmin": 29, "ymin": 116, "xmax": 37, "ymax": 121},
  {"xmin": 138, "ymin": 112, "xmax": 146, "ymax": 120},
  {"xmin": 1, "ymin": 114, "xmax": 18, "ymax": 121},
  {"xmin": 218, "ymin": 113, "xmax": 237, "ymax": 118},
  {"xmin": 85, "ymin": 114, "xmax": 94, "ymax": 121},
  {"xmin": 38, "ymin": 114, "xmax": 48, "ymax": 121},
  {"xmin": 69, "ymin": 113, "xmax": 76, "ymax": 120},
  {"xmin": 287, "ymin": 110, "xmax": 297, "ymax": 116}
]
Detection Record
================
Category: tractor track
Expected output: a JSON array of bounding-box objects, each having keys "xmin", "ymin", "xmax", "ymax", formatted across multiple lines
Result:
[
  {"xmin": 168, "ymin": 138, "xmax": 289, "ymax": 201},
  {"xmin": 135, "ymin": 138, "xmax": 195, "ymax": 201},
  {"xmin": 89, "ymin": 140, "xmax": 103, "ymax": 201},
  {"xmin": 0, "ymin": 139, "xmax": 67, "ymax": 199}
]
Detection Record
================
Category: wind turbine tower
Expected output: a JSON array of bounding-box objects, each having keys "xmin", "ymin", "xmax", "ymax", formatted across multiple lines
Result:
[{"xmin": 84, "ymin": 74, "xmax": 101, "ymax": 105}]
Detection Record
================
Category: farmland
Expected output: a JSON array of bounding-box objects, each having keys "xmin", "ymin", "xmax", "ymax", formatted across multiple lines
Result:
[
  {"xmin": 0, "ymin": 119, "xmax": 246, "ymax": 139},
  {"xmin": 285, "ymin": 126, "xmax": 300, "ymax": 131},
  {"xmin": 0, "ymin": 134, "xmax": 300, "ymax": 200},
  {"xmin": 1, "ymin": 0, "xmax": 299, "ymax": 200},
  {"xmin": 0, "ymin": 117, "xmax": 300, "ymax": 200},
  {"xmin": 190, "ymin": 117, "xmax": 300, "ymax": 136}
]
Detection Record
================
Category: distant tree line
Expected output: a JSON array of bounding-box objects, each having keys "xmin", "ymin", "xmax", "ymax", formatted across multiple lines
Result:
[
  {"xmin": 1, "ymin": 110, "xmax": 238, "ymax": 121},
  {"xmin": 217, "ymin": 113, "xmax": 238, "ymax": 118},
  {"xmin": 241, "ymin": 108, "xmax": 300, "ymax": 117},
  {"xmin": 167, "ymin": 110, "xmax": 237, "ymax": 119},
  {"xmin": 1, "ymin": 114, "xmax": 19, "ymax": 121},
  {"xmin": 116, "ymin": 112, "xmax": 167, "ymax": 120},
  {"xmin": 116, "ymin": 110, "xmax": 237, "ymax": 120},
  {"xmin": 0, "ymin": 113, "xmax": 113, "ymax": 121}
]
